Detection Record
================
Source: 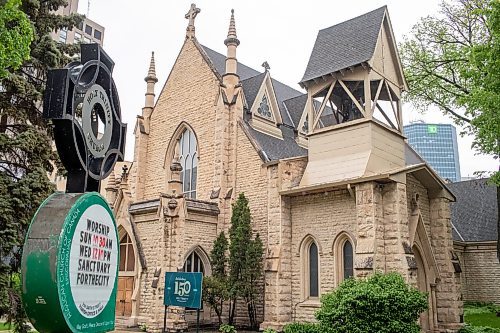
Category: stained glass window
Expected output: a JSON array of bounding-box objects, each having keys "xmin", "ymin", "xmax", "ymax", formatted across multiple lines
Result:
[
  {"xmin": 343, "ymin": 240, "xmax": 354, "ymax": 280},
  {"xmin": 178, "ymin": 129, "xmax": 197, "ymax": 199},
  {"xmin": 257, "ymin": 94, "xmax": 272, "ymax": 119},
  {"xmin": 309, "ymin": 242, "xmax": 319, "ymax": 297}
]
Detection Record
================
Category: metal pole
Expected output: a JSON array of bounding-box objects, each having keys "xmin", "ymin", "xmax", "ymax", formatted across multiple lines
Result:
[
  {"xmin": 196, "ymin": 308, "xmax": 200, "ymax": 333},
  {"xmin": 163, "ymin": 305, "xmax": 167, "ymax": 333}
]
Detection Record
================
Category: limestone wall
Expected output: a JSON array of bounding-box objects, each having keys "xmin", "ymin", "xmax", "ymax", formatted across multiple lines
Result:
[
  {"xmin": 290, "ymin": 190, "xmax": 356, "ymax": 321},
  {"xmin": 143, "ymin": 40, "xmax": 220, "ymax": 201},
  {"xmin": 456, "ymin": 242, "xmax": 500, "ymax": 305}
]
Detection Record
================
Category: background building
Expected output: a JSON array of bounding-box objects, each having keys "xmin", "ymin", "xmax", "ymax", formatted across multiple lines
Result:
[
  {"xmin": 404, "ymin": 122, "xmax": 461, "ymax": 182},
  {"xmin": 50, "ymin": 0, "xmax": 105, "ymax": 46},
  {"xmin": 450, "ymin": 178, "xmax": 499, "ymax": 305}
]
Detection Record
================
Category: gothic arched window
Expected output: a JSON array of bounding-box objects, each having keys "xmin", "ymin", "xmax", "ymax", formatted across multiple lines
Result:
[
  {"xmin": 334, "ymin": 233, "xmax": 355, "ymax": 285},
  {"xmin": 343, "ymin": 240, "xmax": 354, "ymax": 280},
  {"xmin": 183, "ymin": 251, "xmax": 204, "ymax": 274},
  {"xmin": 309, "ymin": 242, "xmax": 319, "ymax": 297},
  {"xmin": 119, "ymin": 233, "xmax": 135, "ymax": 272},
  {"xmin": 178, "ymin": 128, "xmax": 198, "ymax": 199}
]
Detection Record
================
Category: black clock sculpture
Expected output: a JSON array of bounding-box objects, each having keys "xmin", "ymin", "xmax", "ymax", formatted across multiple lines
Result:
[{"xmin": 44, "ymin": 44, "xmax": 126, "ymax": 192}]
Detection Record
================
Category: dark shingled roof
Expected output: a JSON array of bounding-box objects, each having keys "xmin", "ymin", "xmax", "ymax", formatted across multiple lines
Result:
[
  {"xmin": 202, "ymin": 45, "xmax": 259, "ymax": 80},
  {"xmin": 246, "ymin": 124, "xmax": 307, "ymax": 161},
  {"xmin": 448, "ymin": 179, "xmax": 499, "ymax": 242},
  {"xmin": 241, "ymin": 73, "xmax": 266, "ymax": 110},
  {"xmin": 201, "ymin": 45, "xmax": 305, "ymax": 161},
  {"xmin": 283, "ymin": 94, "xmax": 308, "ymax": 129},
  {"xmin": 301, "ymin": 6, "xmax": 386, "ymax": 83}
]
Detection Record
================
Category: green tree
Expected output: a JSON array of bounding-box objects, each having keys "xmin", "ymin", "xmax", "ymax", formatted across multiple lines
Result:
[
  {"xmin": 227, "ymin": 193, "xmax": 264, "ymax": 328},
  {"xmin": 0, "ymin": 0, "xmax": 33, "ymax": 78},
  {"xmin": 203, "ymin": 232, "xmax": 228, "ymax": 325},
  {"xmin": 0, "ymin": 1, "xmax": 83, "ymax": 332},
  {"xmin": 315, "ymin": 272, "xmax": 428, "ymax": 333},
  {"xmin": 401, "ymin": 0, "xmax": 499, "ymax": 183}
]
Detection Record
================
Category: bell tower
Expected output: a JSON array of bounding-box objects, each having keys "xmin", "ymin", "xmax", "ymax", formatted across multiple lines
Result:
[{"xmin": 298, "ymin": 6, "xmax": 408, "ymax": 187}]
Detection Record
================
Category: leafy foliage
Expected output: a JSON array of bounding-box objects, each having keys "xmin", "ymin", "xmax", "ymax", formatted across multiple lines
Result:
[
  {"xmin": 401, "ymin": 0, "xmax": 499, "ymax": 183},
  {"xmin": 0, "ymin": 0, "xmax": 33, "ymax": 78},
  {"xmin": 283, "ymin": 322, "xmax": 321, "ymax": 333},
  {"xmin": 0, "ymin": 1, "xmax": 83, "ymax": 331},
  {"xmin": 219, "ymin": 324, "xmax": 237, "ymax": 333},
  {"xmin": 203, "ymin": 232, "xmax": 229, "ymax": 325},
  {"xmin": 204, "ymin": 194, "xmax": 264, "ymax": 328},
  {"xmin": 459, "ymin": 326, "xmax": 500, "ymax": 333},
  {"xmin": 227, "ymin": 193, "xmax": 264, "ymax": 328},
  {"xmin": 315, "ymin": 272, "xmax": 428, "ymax": 333}
]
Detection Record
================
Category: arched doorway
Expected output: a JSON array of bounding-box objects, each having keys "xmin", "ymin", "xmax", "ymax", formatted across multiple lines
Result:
[
  {"xmin": 413, "ymin": 245, "xmax": 434, "ymax": 332},
  {"xmin": 116, "ymin": 232, "xmax": 136, "ymax": 317}
]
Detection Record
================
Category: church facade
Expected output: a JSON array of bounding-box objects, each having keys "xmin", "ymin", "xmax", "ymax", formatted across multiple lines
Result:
[{"xmin": 105, "ymin": 5, "xmax": 463, "ymax": 332}]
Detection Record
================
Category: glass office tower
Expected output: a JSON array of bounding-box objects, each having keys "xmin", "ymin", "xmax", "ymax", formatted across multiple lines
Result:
[{"xmin": 404, "ymin": 123, "xmax": 461, "ymax": 182}]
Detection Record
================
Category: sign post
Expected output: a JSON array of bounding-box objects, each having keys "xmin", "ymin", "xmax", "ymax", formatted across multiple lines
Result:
[
  {"xmin": 163, "ymin": 272, "xmax": 203, "ymax": 333},
  {"xmin": 21, "ymin": 44, "xmax": 126, "ymax": 333}
]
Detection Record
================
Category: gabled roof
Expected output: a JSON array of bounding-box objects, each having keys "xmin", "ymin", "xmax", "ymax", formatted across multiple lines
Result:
[
  {"xmin": 200, "ymin": 45, "xmax": 305, "ymax": 161},
  {"xmin": 283, "ymin": 94, "xmax": 308, "ymax": 129},
  {"xmin": 241, "ymin": 72, "xmax": 266, "ymax": 108},
  {"xmin": 448, "ymin": 178, "xmax": 499, "ymax": 242},
  {"xmin": 202, "ymin": 45, "xmax": 259, "ymax": 80},
  {"xmin": 300, "ymin": 6, "xmax": 386, "ymax": 84},
  {"xmin": 201, "ymin": 45, "xmax": 301, "ymax": 128}
]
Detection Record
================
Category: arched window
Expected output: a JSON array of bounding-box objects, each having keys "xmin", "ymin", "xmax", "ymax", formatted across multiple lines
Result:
[
  {"xmin": 309, "ymin": 242, "xmax": 319, "ymax": 297},
  {"xmin": 343, "ymin": 240, "xmax": 354, "ymax": 280},
  {"xmin": 183, "ymin": 251, "xmax": 204, "ymax": 274},
  {"xmin": 334, "ymin": 233, "xmax": 355, "ymax": 285},
  {"xmin": 119, "ymin": 233, "xmax": 135, "ymax": 272},
  {"xmin": 178, "ymin": 128, "xmax": 198, "ymax": 199}
]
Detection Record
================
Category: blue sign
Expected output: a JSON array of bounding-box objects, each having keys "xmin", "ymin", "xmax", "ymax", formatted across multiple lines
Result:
[{"xmin": 164, "ymin": 272, "xmax": 203, "ymax": 309}]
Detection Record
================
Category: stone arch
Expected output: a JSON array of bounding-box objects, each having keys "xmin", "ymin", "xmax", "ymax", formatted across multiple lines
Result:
[
  {"xmin": 116, "ymin": 223, "xmax": 142, "ymax": 324},
  {"xmin": 296, "ymin": 233, "xmax": 323, "ymax": 257},
  {"xmin": 163, "ymin": 121, "xmax": 199, "ymax": 198},
  {"xmin": 413, "ymin": 243, "xmax": 437, "ymax": 332},
  {"xmin": 163, "ymin": 121, "xmax": 200, "ymax": 169},
  {"xmin": 332, "ymin": 231, "xmax": 356, "ymax": 286},
  {"xmin": 298, "ymin": 234, "xmax": 322, "ymax": 299},
  {"xmin": 182, "ymin": 245, "xmax": 212, "ymax": 276}
]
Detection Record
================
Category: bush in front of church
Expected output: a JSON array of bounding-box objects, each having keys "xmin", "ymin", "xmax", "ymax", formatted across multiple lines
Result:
[{"xmin": 315, "ymin": 272, "xmax": 428, "ymax": 333}]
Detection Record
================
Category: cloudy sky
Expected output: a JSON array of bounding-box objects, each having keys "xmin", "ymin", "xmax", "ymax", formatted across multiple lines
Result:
[{"xmin": 80, "ymin": 0, "xmax": 497, "ymax": 178}]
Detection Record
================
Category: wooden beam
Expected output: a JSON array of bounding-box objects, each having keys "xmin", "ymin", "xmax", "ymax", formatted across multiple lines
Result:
[
  {"xmin": 364, "ymin": 77, "xmax": 371, "ymax": 117},
  {"xmin": 312, "ymin": 80, "xmax": 336, "ymax": 130},
  {"xmin": 338, "ymin": 80, "xmax": 366, "ymax": 117},
  {"xmin": 371, "ymin": 79, "xmax": 384, "ymax": 113},
  {"xmin": 329, "ymin": 99, "xmax": 340, "ymax": 125},
  {"xmin": 375, "ymin": 103, "xmax": 397, "ymax": 130},
  {"xmin": 384, "ymin": 80, "xmax": 398, "ymax": 125}
]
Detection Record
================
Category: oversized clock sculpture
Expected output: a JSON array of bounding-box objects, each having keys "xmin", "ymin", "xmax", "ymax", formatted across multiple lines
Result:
[{"xmin": 21, "ymin": 44, "xmax": 126, "ymax": 333}]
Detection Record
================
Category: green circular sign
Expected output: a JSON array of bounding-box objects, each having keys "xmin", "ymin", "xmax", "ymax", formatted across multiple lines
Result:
[{"xmin": 22, "ymin": 192, "xmax": 118, "ymax": 333}]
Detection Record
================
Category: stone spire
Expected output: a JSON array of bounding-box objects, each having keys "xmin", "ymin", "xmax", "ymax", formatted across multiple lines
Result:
[
  {"xmin": 185, "ymin": 3, "xmax": 200, "ymax": 39},
  {"xmin": 143, "ymin": 52, "xmax": 157, "ymax": 119},
  {"xmin": 223, "ymin": 9, "xmax": 240, "ymax": 88}
]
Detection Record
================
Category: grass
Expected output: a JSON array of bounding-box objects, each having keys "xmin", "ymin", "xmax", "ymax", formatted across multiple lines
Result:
[
  {"xmin": 465, "ymin": 313, "xmax": 500, "ymax": 329},
  {"xmin": 0, "ymin": 322, "xmax": 12, "ymax": 331},
  {"xmin": 464, "ymin": 302, "xmax": 500, "ymax": 329}
]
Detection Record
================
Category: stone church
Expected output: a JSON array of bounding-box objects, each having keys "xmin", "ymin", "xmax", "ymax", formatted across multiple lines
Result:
[{"xmin": 104, "ymin": 4, "xmax": 463, "ymax": 332}]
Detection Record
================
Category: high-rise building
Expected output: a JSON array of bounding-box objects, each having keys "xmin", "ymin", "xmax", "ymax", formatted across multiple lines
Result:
[
  {"xmin": 404, "ymin": 122, "xmax": 461, "ymax": 182},
  {"xmin": 50, "ymin": 0, "xmax": 105, "ymax": 46}
]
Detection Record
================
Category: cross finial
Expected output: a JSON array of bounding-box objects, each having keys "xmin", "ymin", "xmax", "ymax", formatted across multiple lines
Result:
[{"xmin": 185, "ymin": 3, "xmax": 200, "ymax": 38}]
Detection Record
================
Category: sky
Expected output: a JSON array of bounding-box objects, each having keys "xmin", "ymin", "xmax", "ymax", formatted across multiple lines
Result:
[{"xmin": 80, "ymin": 0, "xmax": 498, "ymax": 179}]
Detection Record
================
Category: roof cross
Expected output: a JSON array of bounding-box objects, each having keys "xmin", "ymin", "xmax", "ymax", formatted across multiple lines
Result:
[{"xmin": 185, "ymin": 3, "xmax": 200, "ymax": 30}]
